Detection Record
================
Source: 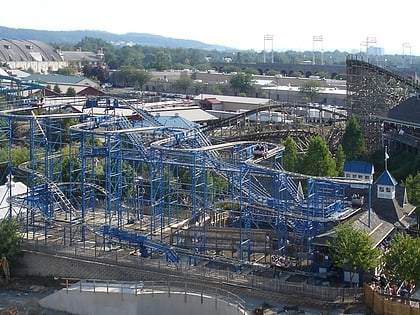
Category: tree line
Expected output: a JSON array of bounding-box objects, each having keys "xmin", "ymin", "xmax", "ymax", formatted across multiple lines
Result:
[{"xmin": 56, "ymin": 36, "xmax": 420, "ymax": 76}]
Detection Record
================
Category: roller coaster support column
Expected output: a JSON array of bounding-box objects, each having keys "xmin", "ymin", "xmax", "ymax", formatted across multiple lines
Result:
[{"xmin": 238, "ymin": 163, "xmax": 251, "ymax": 262}]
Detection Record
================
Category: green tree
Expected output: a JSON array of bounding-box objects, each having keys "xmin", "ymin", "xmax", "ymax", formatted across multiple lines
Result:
[
  {"xmin": 193, "ymin": 81, "xmax": 204, "ymax": 95},
  {"xmin": 65, "ymin": 87, "xmax": 76, "ymax": 97},
  {"xmin": 342, "ymin": 115, "xmax": 365, "ymax": 160},
  {"xmin": 315, "ymin": 71, "xmax": 329, "ymax": 79},
  {"xmin": 53, "ymin": 84, "xmax": 61, "ymax": 94},
  {"xmin": 384, "ymin": 233, "xmax": 420, "ymax": 285},
  {"xmin": 301, "ymin": 136, "xmax": 337, "ymax": 176},
  {"xmin": 118, "ymin": 65, "xmax": 137, "ymax": 87},
  {"xmin": 143, "ymin": 53, "xmax": 157, "ymax": 69},
  {"xmin": 82, "ymin": 65, "xmax": 109, "ymax": 83},
  {"xmin": 403, "ymin": 172, "xmax": 420, "ymax": 229},
  {"xmin": 298, "ymin": 80, "xmax": 321, "ymax": 103},
  {"xmin": 0, "ymin": 147, "xmax": 30, "ymax": 180},
  {"xmin": 155, "ymin": 50, "xmax": 171, "ymax": 71},
  {"xmin": 328, "ymin": 222, "xmax": 379, "ymax": 285},
  {"xmin": 221, "ymin": 65, "xmax": 241, "ymax": 73},
  {"xmin": 0, "ymin": 218, "xmax": 22, "ymax": 264},
  {"xmin": 229, "ymin": 73, "xmax": 254, "ymax": 95},
  {"xmin": 335, "ymin": 144, "xmax": 346, "ymax": 176},
  {"xmin": 57, "ymin": 66, "xmax": 76, "ymax": 76},
  {"xmin": 133, "ymin": 70, "xmax": 152, "ymax": 91},
  {"xmin": 282, "ymin": 136, "xmax": 298, "ymax": 172},
  {"xmin": 211, "ymin": 84, "xmax": 222, "ymax": 95},
  {"xmin": 172, "ymin": 77, "xmax": 193, "ymax": 95},
  {"xmin": 402, "ymin": 173, "xmax": 420, "ymax": 206}
]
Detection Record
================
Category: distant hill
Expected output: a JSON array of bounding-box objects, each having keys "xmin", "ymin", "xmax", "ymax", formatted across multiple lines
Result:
[{"xmin": 0, "ymin": 26, "xmax": 232, "ymax": 50}]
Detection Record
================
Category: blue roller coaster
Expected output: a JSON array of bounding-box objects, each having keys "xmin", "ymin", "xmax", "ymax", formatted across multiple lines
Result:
[{"xmin": 0, "ymin": 81, "xmax": 371, "ymax": 269}]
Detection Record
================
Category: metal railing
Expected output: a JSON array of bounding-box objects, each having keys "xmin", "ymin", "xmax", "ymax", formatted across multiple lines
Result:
[{"xmin": 21, "ymin": 238, "xmax": 362, "ymax": 303}]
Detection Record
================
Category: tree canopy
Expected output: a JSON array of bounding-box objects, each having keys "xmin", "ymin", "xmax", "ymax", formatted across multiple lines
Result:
[
  {"xmin": 301, "ymin": 136, "xmax": 337, "ymax": 176},
  {"xmin": 0, "ymin": 218, "xmax": 22, "ymax": 264},
  {"xmin": 334, "ymin": 144, "xmax": 346, "ymax": 176},
  {"xmin": 402, "ymin": 173, "xmax": 420, "ymax": 207},
  {"xmin": 328, "ymin": 223, "xmax": 379, "ymax": 279},
  {"xmin": 341, "ymin": 115, "xmax": 366, "ymax": 160},
  {"xmin": 384, "ymin": 233, "xmax": 420, "ymax": 285},
  {"xmin": 229, "ymin": 73, "xmax": 254, "ymax": 95},
  {"xmin": 298, "ymin": 80, "xmax": 322, "ymax": 103},
  {"xmin": 282, "ymin": 136, "xmax": 298, "ymax": 172}
]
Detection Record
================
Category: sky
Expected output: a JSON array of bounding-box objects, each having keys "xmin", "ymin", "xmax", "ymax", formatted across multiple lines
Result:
[{"xmin": 3, "ymin": 0, "xmax": 420, "ymax": 55}]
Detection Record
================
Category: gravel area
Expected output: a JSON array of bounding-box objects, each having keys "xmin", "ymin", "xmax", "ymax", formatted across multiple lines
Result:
[{"xmin": 0, "ymin": 278, "xmax": 70, "ymax": 315}]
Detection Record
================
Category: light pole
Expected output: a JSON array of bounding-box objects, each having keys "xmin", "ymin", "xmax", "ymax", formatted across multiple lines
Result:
[
  {"xmin": 264, "ymin": 35, "xmax": 274, "ymax": 63},
  {"xmin": 312, "ymin": 35, "xmax": 324, "ymax": 65}
]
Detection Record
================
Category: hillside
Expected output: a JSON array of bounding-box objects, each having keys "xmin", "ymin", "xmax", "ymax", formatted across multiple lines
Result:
[{"xmin": 0, "ymin": 26, "xmax": 232, "ymax": 50}]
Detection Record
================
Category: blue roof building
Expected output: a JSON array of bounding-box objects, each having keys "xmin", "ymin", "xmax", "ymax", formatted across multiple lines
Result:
[
  {"xmin": 343, "ymin": 160, "xmax": 374, "ymax": 183},
  {"xmin": 374, "ymin": 170, "xmax": 398, "ymax": 200}
]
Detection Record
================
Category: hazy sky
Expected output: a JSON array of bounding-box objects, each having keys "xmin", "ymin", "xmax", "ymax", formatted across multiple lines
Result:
[{"xmin": 3, "ymin": 0, "xmax": 419, "ymax": 55}]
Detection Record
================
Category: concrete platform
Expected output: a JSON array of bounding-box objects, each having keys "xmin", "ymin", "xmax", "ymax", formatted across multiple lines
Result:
[{"xmin": 39, "ymin": 280, "xmax": 248, "ymax": 315}]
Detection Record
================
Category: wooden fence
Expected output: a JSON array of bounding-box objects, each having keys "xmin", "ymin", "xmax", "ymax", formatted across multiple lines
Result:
[{"xmin": 364, "ymin": 283, "xmax": 420, "ymax": 315}]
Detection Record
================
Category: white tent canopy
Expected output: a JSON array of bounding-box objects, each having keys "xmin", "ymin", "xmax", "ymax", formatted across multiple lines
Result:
[{"xmin": 0, "ymin": 175, "xmax": 28, "ymax": 219}]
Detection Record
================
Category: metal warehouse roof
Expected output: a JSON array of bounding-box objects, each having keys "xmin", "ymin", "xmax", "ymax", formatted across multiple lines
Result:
[
  {"xmin": 25, "ymin": 73, "xmax": 88, "ymax": 85},
  {"xmin": 147, "ymin": 106, "xmax": 217, "ymax": 122},
  {"xmin": 0, "ymin": 39, "xmax": 63, "ymax": 63},
  {"xmin": 195, "ymin": 94, "xmax": 271, "ymax": 105}
]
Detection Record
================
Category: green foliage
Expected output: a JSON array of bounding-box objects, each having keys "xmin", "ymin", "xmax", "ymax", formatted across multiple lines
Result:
[
  {"xmin": 384, "ymin": 233, "xmax": 420, "ymax": 284},
  {"xmin": 243, "ymin": 68, "xmax": 259, "ymax": 75},
  {"xmin": 155, "ymin": 50, "xmax": 172, "ymax": 71},
  {"xmin": 265, "ymin": 69, "xmax": 278, "ymax": 76},
  {"xmin": 0, "ymin": 147, "xmax": 30, "ymax": 182},
  {"xmin": 334, "ymin": 144, "xmax": 346, "ymax": 176},
  {"xmin": 116, "ymin": 65, "xmax": 139, "ymax": 87},
  {"xmin": 65, "ymin": 87, "xmax": 76, "ymax": 97},
  {"xmin": 387, "ymin": 152, "xmax": 420, "ymax": 183},
  {"xmin": 132, "ymin": 70, "xmax": 152, "ymax": 90},
  {"xmin": 282, "ymin": 136, "xmax": 298, "ymax": 172},
  {"xmin": 82, "ymin": 64, "xmax": 109, "ymax": 83},
  {"xmin": 341, "ymin": 115, "xmax": 365, "ymax": 160},
  {"xmin": 221, "ymin": 65, "xmax": 241, "ymax": 73},
  {"xmin": 56, "ymin": 145, "xmax": 81, "ymax": 183},
  {"xmin": 301, "ymin": 136, "xmax": 337, "ymax": 176},
  {"xmin": 335, "ymin": 73, "xmax": 347, "ymax": 80},
  {"xmin": 229, "ymin": 73, "xmax": 254, "ymax": 94},
  {"xmin": 298, "ymin": 80, "xmax": 321, "ymax": 103},
  {"xmin": 211, "ymin": 84, "xmax": 222, "ymax": 95},
  {"xmin": 315, "ymin": 71, "xmax": 329, "ymax": 79},
  {"xmin": 74, "ymin": 37, "xmax": 112, "ymax": 54},
  {"xmin": 172, "ymin": 77, "xmax": 193, "ymax": 94},
  {"xmin": 57, "ymin": 66, "xmax": 76, "ymax": 76},
  {"xmin": 289, "ymin": 71, "xmax": 303, "ymax": 78},
  {"xmin": 0, "ymin": 218, "xmax": 22, "ymax": 264},
  {"xmin": 53, "ymin": 84, "xmax": 61, "ymax": 94},
  {"xmin": 328, "ymin": 222, "xmax": 379, "ymax": 273},
  {"xmin": 402, "ymin": 173, "xmax": 420, "ymax": 206}
]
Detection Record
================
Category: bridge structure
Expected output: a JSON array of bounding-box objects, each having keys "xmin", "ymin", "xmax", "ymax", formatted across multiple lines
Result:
[
  {"xmin": 210, "ymin": 61, "xmax": 346, "ymax": 78},
  {"xmin": 0, "ymin": 74, "xmax": 371, "ymax": 271}
]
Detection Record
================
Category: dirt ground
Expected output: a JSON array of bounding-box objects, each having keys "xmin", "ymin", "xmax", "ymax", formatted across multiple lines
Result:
[{"xmin": 0, "ymin": 277, "xmax": 70, "ymax": 315}]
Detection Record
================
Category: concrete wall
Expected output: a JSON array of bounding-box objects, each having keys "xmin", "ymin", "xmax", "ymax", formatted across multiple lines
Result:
[
  {"xmin": 15, "ymin": 251, "xmax": 159, "ymax": 282},
  {"xmin": 40, "ymin": 286, "xmax": 246, "ymax": 315}
]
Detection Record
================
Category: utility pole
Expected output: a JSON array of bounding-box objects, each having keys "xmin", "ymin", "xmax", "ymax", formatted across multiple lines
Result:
[
  {"xmin": 264, "ymin": 34, "xmax": 274, "ymax": 63},
  {"xmin": 360, "ymin": 37, "xmax": 377, "ymax": 61}
]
